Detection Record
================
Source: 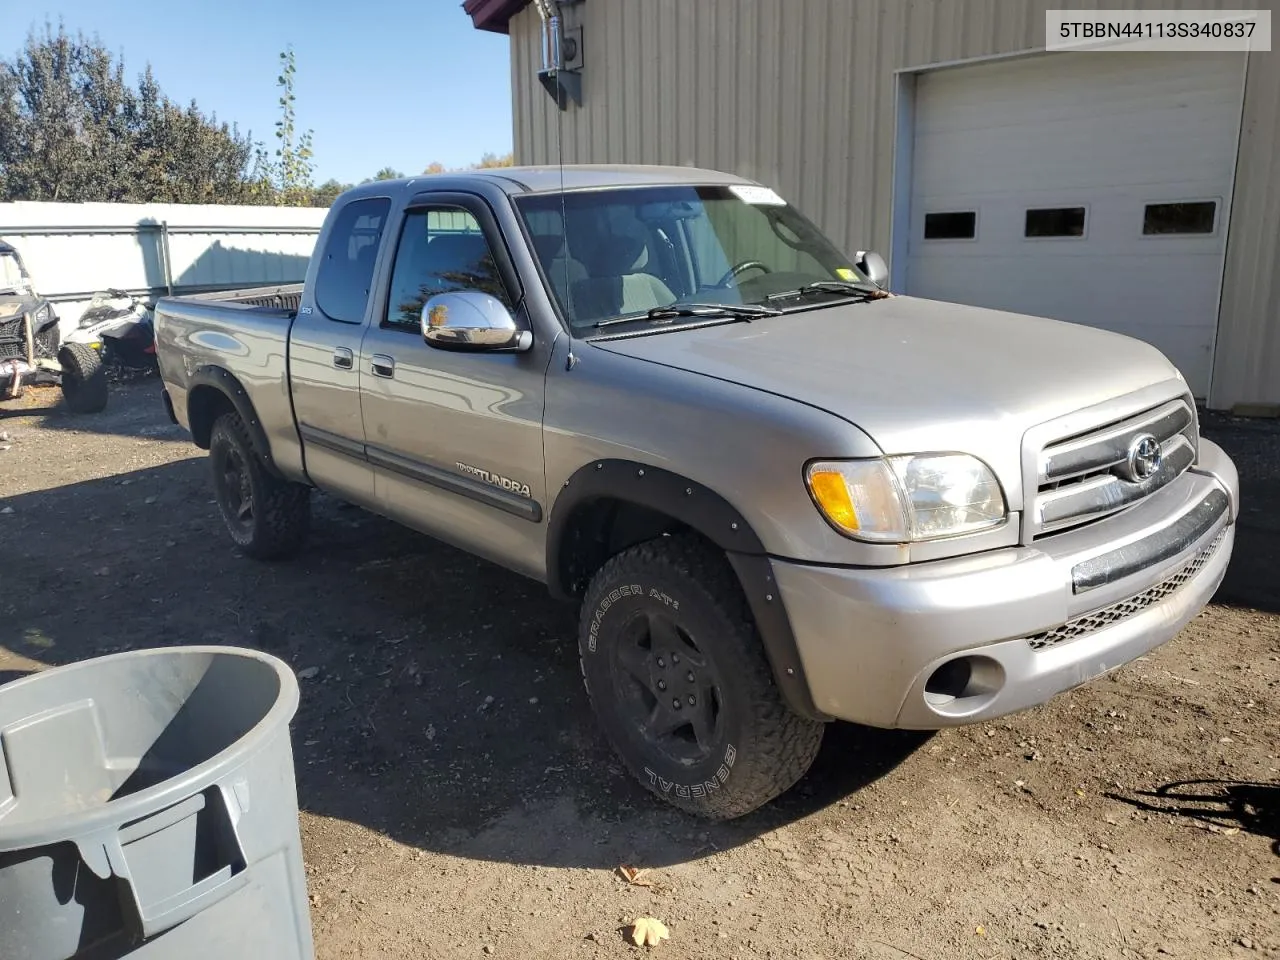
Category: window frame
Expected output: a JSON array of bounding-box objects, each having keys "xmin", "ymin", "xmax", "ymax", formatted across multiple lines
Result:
[
  {"xmin": 374, "ymin": 191, "xmax": 526, "ymax": 337},
  {"xmin": 1022, "ymin": 204, "xmax": 1089, "ymax": 241},
  {"xmin": 314, "ymin": 195, "xmax": 393, "ymax": 326},
  {"xmin": 922, "ymin": 209, "xmax": 979, "ymax": 243},
  {"xmin": 1139, "ymin": 197, "xmax": 1221, "ymax": 239}
]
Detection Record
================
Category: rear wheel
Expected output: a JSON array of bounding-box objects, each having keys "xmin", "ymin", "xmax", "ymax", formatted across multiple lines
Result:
[
  {"xmin": 58, "ymin": 343, "xmax": 108, "ymax": 413},
  {"xmin": 209, "ymin": 411, "xmax": 311, "ymax": 560},
  {"xmin": 578, "ymin": 533, "xmax": 825, "ymax": 820}
]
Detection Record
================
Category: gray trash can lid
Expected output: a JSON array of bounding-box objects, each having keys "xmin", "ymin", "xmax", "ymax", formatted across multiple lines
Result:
[{"xmin": 0, "ymin": 645, "xmax": 300, "ymax": 851}]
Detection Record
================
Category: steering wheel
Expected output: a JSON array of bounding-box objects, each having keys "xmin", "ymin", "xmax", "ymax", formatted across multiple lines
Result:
[{"xmin": 714, "ymin": 260, "xmax": 771, "ymax": 288}]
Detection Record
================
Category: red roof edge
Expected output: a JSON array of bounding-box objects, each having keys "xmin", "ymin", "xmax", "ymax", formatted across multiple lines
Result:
[{"xmin": 462, "ymin": 0, "xmax": 530, "ymax": 34}]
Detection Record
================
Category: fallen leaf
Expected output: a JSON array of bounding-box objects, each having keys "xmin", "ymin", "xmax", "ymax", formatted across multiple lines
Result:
[
  {"xmin": 619, "ymin": 865, "xmax": 654, "ymax": 887},
  {"xmin": 630, "ymin": 916, "xmax": 669, "ymax": 947},
  {"xmin": 976, "ymin": 925, "xmax": 986, "ymax": 936}
]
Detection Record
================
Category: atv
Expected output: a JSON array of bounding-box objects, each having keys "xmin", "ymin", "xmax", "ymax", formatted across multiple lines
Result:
[{"xmin": 0, "ymin": 241, "xmax": 154, "ymax": 414}]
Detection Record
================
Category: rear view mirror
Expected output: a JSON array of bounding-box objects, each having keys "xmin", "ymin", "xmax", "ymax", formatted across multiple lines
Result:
[
  {"xmin": 855, "ymin": 250, "xmax": 890, "ymax": 290},
  {"xmin": 421, "ymin": 291, "xmax": 533, "ymax": 352}
]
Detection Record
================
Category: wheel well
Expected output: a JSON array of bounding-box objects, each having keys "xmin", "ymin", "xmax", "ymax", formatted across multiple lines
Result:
[
  {"xmin": 187, "ymin": 385, "xmax": 236, "ymax": 450},
  {"xmin": 556, "ymin": 498, "xmax": 694, "ymax": 599}
]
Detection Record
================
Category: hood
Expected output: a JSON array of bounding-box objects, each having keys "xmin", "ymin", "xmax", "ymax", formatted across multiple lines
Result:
[
  {"xmin": 0, "ymin": 294, "xmax": 36, "ymax": 319},
  {"xmin": 588, "ymin": 295, "xmax": 1188, "ymax": 502}
]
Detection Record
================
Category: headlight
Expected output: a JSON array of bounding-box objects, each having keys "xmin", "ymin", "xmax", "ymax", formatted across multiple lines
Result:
[
  {"xmin": 34, "ymin": 305, "xmax": 49, "ymax": 323},
  {"xmin": 805, "ymin": 454, "xmax": 1007, "ymax": 542}
]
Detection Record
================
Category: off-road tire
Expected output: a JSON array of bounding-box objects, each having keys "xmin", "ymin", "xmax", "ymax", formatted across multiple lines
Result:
[
  {"xmin": 58, "ymin": 343, "xmax": 108, "ymax": 414},
  {"xmin": 209, "ymin": 410, "xmax": 311, "ymax": 560},
  {"xmin": 578, "ymin": 533, "xmax": 825, "ymax": 820}
]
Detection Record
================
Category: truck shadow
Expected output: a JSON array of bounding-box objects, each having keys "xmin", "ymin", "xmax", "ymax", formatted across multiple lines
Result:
[
  {"xmin": 0, "ymin": 401, "xmax": 1277, "ymax": 871},
  {"xmin": 1200, "ymin": 409, "xmax": 1280, "ymax": 615},
  {"xmin": 0, "ymin": 456, "xmax": 929, "ymax": 869}
]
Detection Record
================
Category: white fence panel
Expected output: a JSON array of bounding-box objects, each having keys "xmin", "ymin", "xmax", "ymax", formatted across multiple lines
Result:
[{"xmin": 0, "ymin": 201, "xmax": 327, "ymax": 330}]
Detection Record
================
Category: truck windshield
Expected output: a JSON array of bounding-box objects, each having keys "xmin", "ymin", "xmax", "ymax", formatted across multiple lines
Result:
[
  {"xmin": 513, "ymin": 184, "xmax": 874, "ymax": 333},
  {"xmin": 0, "ymin": 252, "xmax": 25, "ymax": 293}
]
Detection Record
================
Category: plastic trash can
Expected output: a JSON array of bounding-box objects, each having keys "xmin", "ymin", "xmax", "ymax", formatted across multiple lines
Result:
[{"xmin": 0, "ymin": 646, "xmax": 314, "ymax": 960}]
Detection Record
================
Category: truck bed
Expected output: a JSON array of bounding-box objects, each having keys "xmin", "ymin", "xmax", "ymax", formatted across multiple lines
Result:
[{"xmin": 176, "ymin": 283, "xmax": 305, "ymax": 315}]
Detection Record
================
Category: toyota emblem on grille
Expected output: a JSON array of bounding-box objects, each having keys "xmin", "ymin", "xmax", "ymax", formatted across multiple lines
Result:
[{"xmin": 1124, "ymin": 433, "xmax": 1163, "ymax": 482}]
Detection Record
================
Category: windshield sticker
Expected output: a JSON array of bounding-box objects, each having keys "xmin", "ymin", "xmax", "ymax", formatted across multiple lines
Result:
[
  {"xmin": 730, "ymin": 185, "xmax": 787, "ymax": 206},
  {"xmin": 836, "ymin": 267, "xmax": 859, "ymax": 281}
]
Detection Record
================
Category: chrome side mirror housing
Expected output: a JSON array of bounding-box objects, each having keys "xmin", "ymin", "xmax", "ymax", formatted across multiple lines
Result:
[
  {"xmin": 855, "ymin": 250, "xmax": 890, "ymax": 290},
  {"xmin": 421, "ymin": 291, "xmax": 532, "ymax": 352}
]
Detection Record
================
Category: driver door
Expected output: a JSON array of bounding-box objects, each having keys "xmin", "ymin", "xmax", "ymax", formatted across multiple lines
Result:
[{"xmin": 357, "ymin": 192, "xmax": 552, "ymax": 579}]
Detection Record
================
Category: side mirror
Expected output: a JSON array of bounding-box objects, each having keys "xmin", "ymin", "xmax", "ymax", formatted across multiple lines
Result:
[
  {"xmin": 855, "ymin": 250, "xmax": 890, "ymax": 290},
  {"xmin": 421, "ymin": 291, "xmax": 533, "ymax": 352}
]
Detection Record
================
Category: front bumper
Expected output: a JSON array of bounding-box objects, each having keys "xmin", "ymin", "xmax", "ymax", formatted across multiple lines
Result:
[{"xmin": 772, "ymin": 439, "xmax": 1238, "ymax": 729}]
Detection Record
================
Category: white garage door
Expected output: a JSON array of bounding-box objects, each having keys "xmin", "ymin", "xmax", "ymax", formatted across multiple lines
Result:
[{"xmin": 903, "ymin": 51, "xmax": 1246, "ymax": 398}]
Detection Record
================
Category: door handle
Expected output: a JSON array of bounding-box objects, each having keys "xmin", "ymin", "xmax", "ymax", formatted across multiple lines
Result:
[
  {"xmin": 370, "ymin": 354, "xmax": 395, "ymax": 378},
  {"xmin": 332, "ymin": 347, "xmax": 353, "ymax": 370}
]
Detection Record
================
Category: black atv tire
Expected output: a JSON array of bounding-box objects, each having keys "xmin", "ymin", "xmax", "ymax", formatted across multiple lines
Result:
[
  {"xmin": 578, "ymin": 533, "xmax": 825, "ymax": 820},
  {"xmin": 58, "ymin": 343, "xmax": 108, "ymax": 414},
  {"xmin": 209, "ymin": 410, "xmax": 311, "ymax": 560}
]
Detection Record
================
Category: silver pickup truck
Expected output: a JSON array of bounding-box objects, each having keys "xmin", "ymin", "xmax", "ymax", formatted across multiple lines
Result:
[{"xmin": 154, "ymin": 165, "xmax": 1239, "ymax": 820}]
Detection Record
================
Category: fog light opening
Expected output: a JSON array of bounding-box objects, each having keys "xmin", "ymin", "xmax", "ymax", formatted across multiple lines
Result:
[
  {"xmin": 923, "ymin": 655, "xmax": 1005, "ymax": 714},
  {"xmin": 924, "ymin": 658, "xmax": 972, "ymax": 704}
]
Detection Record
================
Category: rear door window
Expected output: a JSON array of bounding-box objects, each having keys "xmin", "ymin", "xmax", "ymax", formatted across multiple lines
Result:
[{"xmin": 315, "ymin": 197, "xmax": 392, "ymax": 324}]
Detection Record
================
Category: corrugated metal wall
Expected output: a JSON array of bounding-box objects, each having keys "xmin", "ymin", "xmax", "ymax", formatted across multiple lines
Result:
[
  {"xmin": 507, "ymin": 0, "xmax": 1277, "ymax": 411},
  {"xmin": 0, "ymin": 201, "xmax": 325, "ymax": 330}
]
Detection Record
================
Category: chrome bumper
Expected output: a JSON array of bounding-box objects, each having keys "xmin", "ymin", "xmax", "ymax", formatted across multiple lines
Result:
[{"xmin": 772, "ymin": 439, "xmax": 1238, "ymax": 729}]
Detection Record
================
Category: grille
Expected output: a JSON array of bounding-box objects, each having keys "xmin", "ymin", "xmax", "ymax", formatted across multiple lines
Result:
[
  {"xmin": 0, "ymin": 315, "xmax": 26, "ymax": 361},
  {"xmin": 1031, "ymin": 397, "xmax": 1198, "ymax": 538},
  {"xmin": 1027, "ymin": 527, "xmax": 1226, "ymax": 651}
]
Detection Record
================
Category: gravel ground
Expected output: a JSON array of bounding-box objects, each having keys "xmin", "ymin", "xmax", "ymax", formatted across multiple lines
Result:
[{"xmin": 1, "ymin": 380, "xmax": 1277, "ymax": 960}]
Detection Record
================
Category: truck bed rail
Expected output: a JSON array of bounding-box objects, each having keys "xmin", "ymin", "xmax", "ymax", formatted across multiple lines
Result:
[{"xmin": 178, "ymin": 284, "xmax": 305, "ymax": 313}]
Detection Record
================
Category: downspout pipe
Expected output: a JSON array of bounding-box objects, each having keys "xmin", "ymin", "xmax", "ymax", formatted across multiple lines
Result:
[{"xmin": 534, "ymin": 0, "xmax": 563, "ymax": 75}]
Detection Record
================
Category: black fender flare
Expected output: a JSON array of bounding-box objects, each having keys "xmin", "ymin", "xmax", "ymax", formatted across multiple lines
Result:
[
  {"xmin": 185, "ymin": 366, "xmax": 282, "ymax": 478},
  {"xmin": 547, "ymin": 459, "xmax": 831, "ymax": 722}
]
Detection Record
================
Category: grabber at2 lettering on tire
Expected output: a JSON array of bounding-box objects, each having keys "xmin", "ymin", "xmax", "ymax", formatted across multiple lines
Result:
[
  {"xmin": 578, "ymin": 532, "xmax": 825, "ymax": 820},
  {"xmin": 208, "ymin": 410, "xmax": 311, "ymax": 560}
]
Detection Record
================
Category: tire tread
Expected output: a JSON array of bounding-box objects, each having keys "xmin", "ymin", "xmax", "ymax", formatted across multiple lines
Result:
[{"xmin": 579, "ymin": 532, "xmax": 824, "ymax": 820}]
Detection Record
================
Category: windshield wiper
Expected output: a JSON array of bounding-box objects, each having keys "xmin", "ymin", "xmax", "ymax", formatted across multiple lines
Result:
[
  {"xmin": 593, "ymin": 302, "xmax": 781, "ymax": 329},
  {"xmin": 764, "ymin": 280, "xmax": 886, "ymax": 304}
]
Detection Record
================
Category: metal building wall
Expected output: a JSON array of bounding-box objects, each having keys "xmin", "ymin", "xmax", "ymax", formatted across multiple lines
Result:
[{"xmin": 507, "ymin": 0, "xmax": 1277, "ymax": 412}]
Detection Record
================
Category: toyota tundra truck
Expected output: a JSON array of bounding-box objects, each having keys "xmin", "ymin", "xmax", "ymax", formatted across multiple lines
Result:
[{"xmin": 153, "ymin": 165, "xmax": 1240, "ymax": 820}]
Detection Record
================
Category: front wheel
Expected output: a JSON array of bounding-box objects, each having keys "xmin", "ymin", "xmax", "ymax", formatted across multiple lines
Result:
[
  {"xmin": 578, "ymin": 533, "xmax": 825, "ymax": 820},
  {"xmin": 209, "ymin": 411, "xmax": 311, "ymax": 560},
  {"xmin": 58, "ymin": 343, "xmax": 108, "ymax": 413}
]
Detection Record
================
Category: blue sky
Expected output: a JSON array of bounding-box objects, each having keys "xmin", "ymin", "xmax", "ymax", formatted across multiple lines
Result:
[{"xmin": 2, "ymin": 0, "xmax": 515, "ymax": 184}]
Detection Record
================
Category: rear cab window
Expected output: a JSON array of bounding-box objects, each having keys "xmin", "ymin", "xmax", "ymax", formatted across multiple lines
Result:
[{"xmin": 315, "ymin": 197, "xmax": 392, "ymax": 324}]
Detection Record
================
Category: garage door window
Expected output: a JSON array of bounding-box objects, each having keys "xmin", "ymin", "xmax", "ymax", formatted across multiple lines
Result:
[
  {"xmin": 1024, "ymin": 206, "xmax": 1086, "ymax": 239},
  {"xmin": 1142, "ymin": 200, "xmax": 1218, "ymax": 236},
  {"xmin": 923, "ymin": 211, "xmax": 976, "ymax": 241}
]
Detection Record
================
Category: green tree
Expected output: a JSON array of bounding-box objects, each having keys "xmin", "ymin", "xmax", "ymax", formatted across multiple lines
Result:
[
  {"xmin": 473, "ymin": 151, "xmax": 514, "ymax": 168},
  {"xmin": 0, "ymin": 22, "xmax": 264, "ymax": 203},
  {"xmin": 273, "ymin": 46, "xmax": 315, "ymax": 205},
  {"xmin": 370, "ymin": 167, "xmax": 404, "ymax": 181},
  {"xmin": 310, "ymin": 178, "xmax": 349, "ymax": 207}
]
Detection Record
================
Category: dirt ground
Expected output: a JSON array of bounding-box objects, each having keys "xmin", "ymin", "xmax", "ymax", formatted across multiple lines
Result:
[{"xmin": 2, "ymin": 379, "xmax": 1277, "ymax": 960}]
